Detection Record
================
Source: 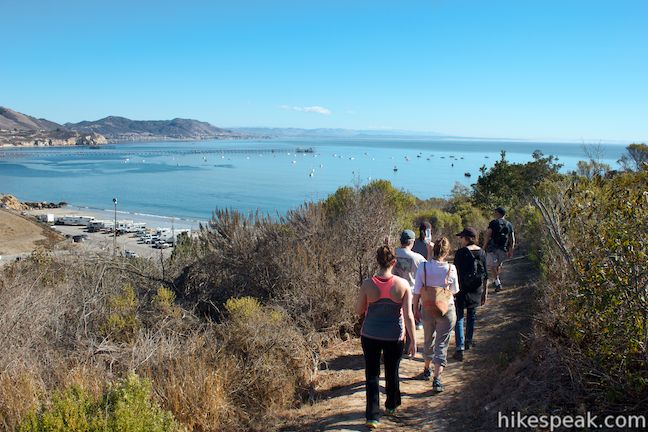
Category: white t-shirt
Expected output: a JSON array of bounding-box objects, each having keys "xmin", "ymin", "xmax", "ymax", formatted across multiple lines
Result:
[
  {"xmin": 413, "ymin": 259, "xmax": 460, "ymax": 305},
  {"xmin": 394, "ymin": 247, "xmax": 426, "ymax": 288}
]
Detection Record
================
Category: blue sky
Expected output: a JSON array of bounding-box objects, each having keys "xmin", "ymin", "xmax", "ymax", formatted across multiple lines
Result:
[{"xmin": 1, "ymin": 0, "xmax": 647, "ymax": 141}]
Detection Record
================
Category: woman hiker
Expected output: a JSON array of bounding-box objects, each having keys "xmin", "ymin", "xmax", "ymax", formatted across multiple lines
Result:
[
  {"xmin": 413, "ymin": 237, "xmax": 459, "ymax": 392},
  {"xmin": 355, "ymin": 245, "xmax": 417, "ymax": 429}
]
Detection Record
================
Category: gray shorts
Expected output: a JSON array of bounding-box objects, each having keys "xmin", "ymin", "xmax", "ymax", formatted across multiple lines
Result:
[{"xmin": 486, "ymin": 249, "xmax": 507, "ymax": 268}]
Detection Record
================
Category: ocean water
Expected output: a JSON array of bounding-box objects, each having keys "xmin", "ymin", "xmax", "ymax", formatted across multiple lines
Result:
[{"xmin": 0, "ymin": 138, "xmax": 626, "ymax": 224}]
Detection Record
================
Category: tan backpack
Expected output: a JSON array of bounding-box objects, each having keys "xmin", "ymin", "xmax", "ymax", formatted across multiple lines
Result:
[{"xmin": 420, "ymin": 262, "xmax": 453, "ymax": 318}]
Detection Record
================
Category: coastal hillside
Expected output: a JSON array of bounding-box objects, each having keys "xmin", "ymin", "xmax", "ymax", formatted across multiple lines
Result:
[
  {"xmin": 0, "ymin": 107, "xmax": 106, "ymax": 147},
  {"xmin": 66, "ymin": 116, "xmax": 248, "ymax": 142},
  {"xmin": 0, "ymin": 107, "xmax": 62, "ymax": 131},
  {"xmin": 0, "ymin": 107, "xmax": 252, "ymax": 146}
]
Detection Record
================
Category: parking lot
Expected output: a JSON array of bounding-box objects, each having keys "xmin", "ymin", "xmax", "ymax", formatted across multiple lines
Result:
[{"xmin": 51, "ymin": 225, "xmax": 174, "ymax": 259}]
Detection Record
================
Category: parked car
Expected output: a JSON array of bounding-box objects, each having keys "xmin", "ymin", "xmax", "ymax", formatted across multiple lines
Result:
[
  {"xmin": 124, "ymin": 250, "xmax": 139, "ymax": 258},
  {"xmin": 153, "ymin": 241, "xmax": 170, "ymax": 249}
]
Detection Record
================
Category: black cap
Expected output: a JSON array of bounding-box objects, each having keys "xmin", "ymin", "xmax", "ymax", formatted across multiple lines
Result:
[
  {"xmin": 419, "ymin": 221, "xmax": 431, "ymax": 231},
  {"xmin": 494, "ymin": 207, "xmax": 506, "ymax": 216},
  {"xmin": 456, "ymin": 227, "xmax": 478, "ymax": 239}
]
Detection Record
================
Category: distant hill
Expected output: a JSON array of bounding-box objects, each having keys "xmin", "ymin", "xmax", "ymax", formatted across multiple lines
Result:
[
  {"xmin": 231, "ymin": 127, "xmax": 445, "ymax": 138},
  {"xmin": 0, "ymin": 107, "xmax": 106, "ymax": 147},
  {"xmin": 66, "ymin": 116, "xmax": 248, "ymax": 142},
  {"xmin": 0, "ymin": 107, "xmax": 63, "ymax": 131}
]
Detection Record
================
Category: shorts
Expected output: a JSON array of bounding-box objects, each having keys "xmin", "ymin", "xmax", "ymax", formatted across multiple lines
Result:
[{"xmin": 486, "ymin": 248, "xmax": 507, "ymax": 268}]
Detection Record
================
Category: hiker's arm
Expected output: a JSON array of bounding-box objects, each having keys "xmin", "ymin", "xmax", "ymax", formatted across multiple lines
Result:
[
  {"xmin": 412, "ymin": 266, "xmax": 423, "ymax": 321},
  {"xmin": 482, "ymin": 228, "xmax": 492, "ymax": 250},
  {"xmin": 402, "ymin": 286, "xmax": 417, "ymax": 356},
  {"xmin": 507, "ymin": 231, "xmax": 516, "ymax": 258},
  {"xmin": 481, "ymin": 253, "xmax": 489, "ymax": 305},
  {"xmin": 355, "ymin": 283, "xmax": 367, "ymax": 316},
  {"xmin": 481, "ymin": 279, "xmax": 488, "ymax": 305},
  {"xmin": 413, "ymin": 293, "xmax": 422, "ymax": 322}
]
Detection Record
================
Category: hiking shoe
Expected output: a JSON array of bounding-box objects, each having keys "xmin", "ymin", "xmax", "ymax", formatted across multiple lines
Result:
[
  {"xmin": 421, "ymin": 368, "xmax": 431, "ymax": 380},
  {"xmin": 416, "ymin": 322, "xmax": 424, "ymax": 330},
  {"xmin": 465, "ymin": 341, "xmax": 474, "ymax": 351},
  {"xmin": 432, "ymin": 377, "xmax": 444, "ymax": 393},
  {"xmin": 453, "ymin": 350, "xmax": 464, "ymax": 361},
  {"xmin": 366, "ymin": 419, "xmax": 380, "ymax": 429},
  {"xmin": 385, "ymin": 408, "xmax": 397, "ymax": 416}
]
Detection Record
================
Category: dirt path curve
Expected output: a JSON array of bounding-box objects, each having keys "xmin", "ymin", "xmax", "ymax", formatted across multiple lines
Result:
[{"xmin": 280, "ymin": 257, "xmax": 536, "ymax": 431}]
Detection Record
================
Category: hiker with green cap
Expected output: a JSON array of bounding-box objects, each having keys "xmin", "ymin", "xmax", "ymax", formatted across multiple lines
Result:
[
  {"xmin": 482, "ymin": 207, "xmax": 515, "ymax": 292},
  {"xmin": 394, "ymin": 229, "xmax": 426, "ymax": 352}
]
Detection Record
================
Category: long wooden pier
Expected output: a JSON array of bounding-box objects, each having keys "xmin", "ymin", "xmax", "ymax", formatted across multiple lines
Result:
[{"xmin": 0, "ymin": 147, "xmax": 314, "ymax": 159}]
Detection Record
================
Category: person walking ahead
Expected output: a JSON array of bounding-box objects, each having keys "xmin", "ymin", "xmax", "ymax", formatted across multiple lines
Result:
[
  {"xmin": 482, "ymin": 207, "xmax": 515, "ymax": 292},
  {"xmin": 356, "ymin": 246, "xmax": 416, "ymax": 429},
  {"xmin": 412, "ymin": 222, "xmax": 433, "ymax": 259},
  {"xmin": 394, "ymin": 229, "xmax": 427, "ymax": 337},
  {"xmin": 413, "ymin": 238, "xmax": 459, "ymax": 393},
  {"xmin": 453, "ymin": 227, "xmax": 488, "ymax": 361}
]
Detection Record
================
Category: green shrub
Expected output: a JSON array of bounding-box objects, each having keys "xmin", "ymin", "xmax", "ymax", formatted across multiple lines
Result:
[
  {"xmin": 100, "ymin": 283, "xmax": 140, "ymax": 343},
  {"xmin": 19, "ymin": 374, "xmax": 181, "ymax": 432},
  {"xmin": 152, "ymin": 287, "xmax": 180, "ymax": 318},
  {"xmin": 472, "ymin": 150, "xmax": 562, "ymax": 210},
  {"xmin": 224, "ymin": 296, "xmax": 262, "ymax": 320},
  {"xmin": 409, "ymin": 208, "xmax": 462, "ymax": 239},
  {"xmin": 534, "ymin": 170, "xmax": 648, "ymax": 404}
]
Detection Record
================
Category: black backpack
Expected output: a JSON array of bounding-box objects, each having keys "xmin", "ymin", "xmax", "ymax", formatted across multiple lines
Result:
[
  {"xmin": 492, "ymin": 219, "xmax": 511, "ymax": 250},
  {"xmin": 462, "ymin": 249, "xmax": 486, "ymax": 292}
]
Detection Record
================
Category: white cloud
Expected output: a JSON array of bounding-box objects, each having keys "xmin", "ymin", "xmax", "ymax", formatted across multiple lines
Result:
[{"xmin": 279, "ymin": 105, "xmax": 332, "ymax": 115}]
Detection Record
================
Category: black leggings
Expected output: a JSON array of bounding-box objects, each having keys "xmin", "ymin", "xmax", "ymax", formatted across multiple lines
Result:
[{"xmin": 361, "ymin": 336, "xmax": 404, "ymax": 421}]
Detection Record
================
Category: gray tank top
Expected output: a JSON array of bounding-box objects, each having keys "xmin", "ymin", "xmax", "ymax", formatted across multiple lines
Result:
[{"xmin": 360, "ymin": 276, "xmax": 405, "ymax": 341}]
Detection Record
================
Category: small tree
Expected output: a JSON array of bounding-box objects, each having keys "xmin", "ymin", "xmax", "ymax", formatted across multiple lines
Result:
[{"xmin": 618, "ymin": 143, "xmax": 648, "ymax": 171}]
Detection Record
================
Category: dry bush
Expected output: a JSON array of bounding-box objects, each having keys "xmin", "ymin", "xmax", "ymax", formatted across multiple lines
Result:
[
  {"xmin": 176, "ymin": 188, "xmax": 398, "ymax": 336},
  {"xmin": 136, "ymin": 330, "xmax": 241, "ymax": 432},
  {"xmin": 0, "ymin": 248, "xmax": 324, "ymax": 430},
  {"xmin": 0, "ymin": 371, "xmax": 42, "ymax": 431}
]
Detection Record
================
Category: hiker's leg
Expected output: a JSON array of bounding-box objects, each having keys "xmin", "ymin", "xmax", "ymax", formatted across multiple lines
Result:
[
  {"xmin": 361, "ymin": 336, "xmax": 382, "ymax": 421},
  {"xmin": 433, "ymin": 305, "xmax": 456, "ymax": 378},
  {"xmin": 383, "ymin": 339, "xmax": 403, "ymax": 410},
  {"xmin": 422, "ymin": 310, "xmax": 436, "ymax": 370},
  {"xmin": 466, "ymin": 307, "xmax": 477, "ymax": 347},
  {"xmin": 454, "ymin": 301, "xmax": 465, "ymax": 351},
  {"xmin": 486, "ymin": 252, "xmax": 499, "ymax": 284}
]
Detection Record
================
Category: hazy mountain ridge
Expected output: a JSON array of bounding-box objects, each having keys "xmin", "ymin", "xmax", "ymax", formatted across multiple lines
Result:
[{"xmin": 231, "ymin": 127, "xmax": 446, "ymax": 138}]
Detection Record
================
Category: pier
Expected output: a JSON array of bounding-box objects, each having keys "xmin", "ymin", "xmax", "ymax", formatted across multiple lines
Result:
[{"xmin": 0, "ymin": 147, "xmax": 314, "ymax": 159}]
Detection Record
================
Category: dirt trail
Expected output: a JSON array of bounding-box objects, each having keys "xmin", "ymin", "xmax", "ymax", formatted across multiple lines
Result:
[{"xmin": 280, "ymin": 257, "xmax": 536, "ymax": 431}]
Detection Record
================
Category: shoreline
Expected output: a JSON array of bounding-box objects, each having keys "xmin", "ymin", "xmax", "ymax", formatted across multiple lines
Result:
[
  {"xmin": 26, "ymin": 205, "xmax": 205, "ymax": 230},
  {"xmin": 0, "ymin": 135, "xmax": 260, "ymax": 149}
]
